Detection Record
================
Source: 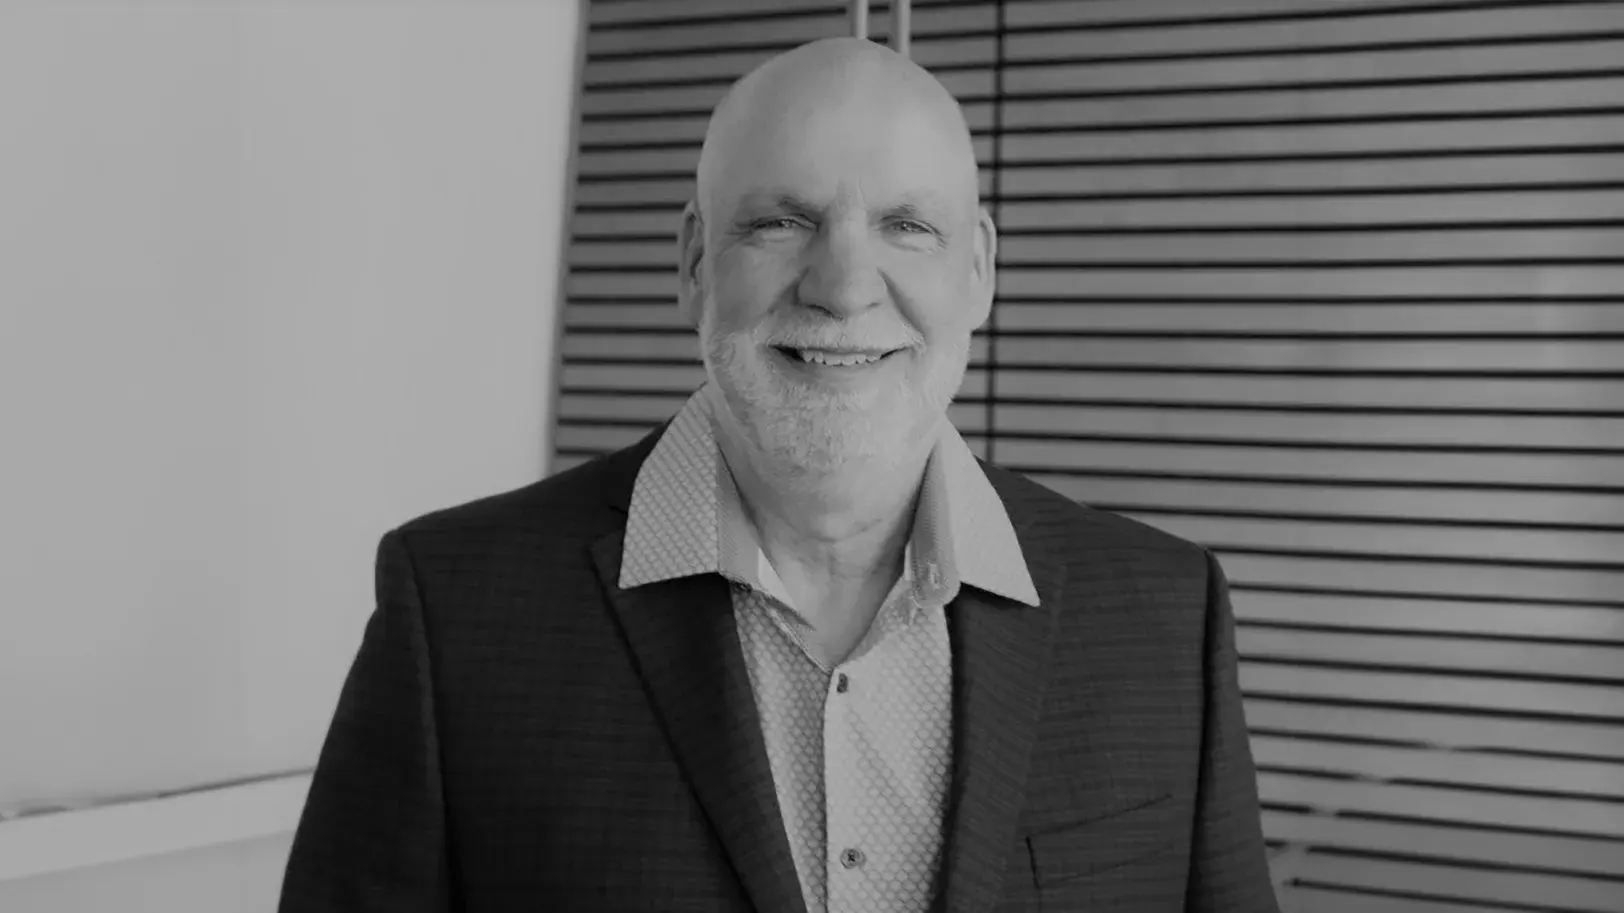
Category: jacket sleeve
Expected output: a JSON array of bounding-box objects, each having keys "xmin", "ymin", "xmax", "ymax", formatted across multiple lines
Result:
[
  {"xmin": 1185, "ymin": 549, "xmax": 1281, "ymax": 912},
  {"xmin": 279, "ymin": 528, "xmax": 454, "ymax": 912}
]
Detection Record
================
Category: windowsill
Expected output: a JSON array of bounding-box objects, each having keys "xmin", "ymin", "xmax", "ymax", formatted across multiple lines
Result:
[{"xmin": 0, "ymin": 771, "xmax": 312, "ymax": 882}]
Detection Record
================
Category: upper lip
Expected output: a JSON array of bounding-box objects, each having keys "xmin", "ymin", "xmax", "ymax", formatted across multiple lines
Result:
[{"xmin": 774, "ymin": 345, "xmax": 901, "ymax": 356}]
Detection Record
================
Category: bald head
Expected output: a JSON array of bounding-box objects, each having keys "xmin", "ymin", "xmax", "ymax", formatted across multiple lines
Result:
[{"xmin": 695, "ymin": 37, "xmax": 980, "ymax": 228}]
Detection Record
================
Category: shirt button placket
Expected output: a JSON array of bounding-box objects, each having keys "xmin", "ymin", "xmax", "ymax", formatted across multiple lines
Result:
[{"xmin": 825, "ymin": 668, "xmax": 861, "ymax": 909}]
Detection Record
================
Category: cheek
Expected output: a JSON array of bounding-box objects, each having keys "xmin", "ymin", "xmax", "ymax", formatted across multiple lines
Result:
[
  {"xmin": 897, "ymin": 270, "xmax": 980, "ymax": 341},
  {"xmin": 710, "ymin": 249, "xmax": 795, "ymax": 326}
]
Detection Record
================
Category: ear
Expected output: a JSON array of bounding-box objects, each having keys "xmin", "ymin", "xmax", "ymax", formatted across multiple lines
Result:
[
  {"xmin": 969, "ymin": 203, "xmax": 997, "ymax": 329},
  {"xmin": 677, "ymin": 200, "xmax": 705, "ymax": 329}
]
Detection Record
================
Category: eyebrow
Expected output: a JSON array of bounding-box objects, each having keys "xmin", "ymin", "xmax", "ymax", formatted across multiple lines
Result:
[
  {"xmin": 886, "ymin": 199, "xmax": 945, "ymax": 221},
  {"xmin": 736, "ymin": 191, "xmax": 818, "ymax": 215}
]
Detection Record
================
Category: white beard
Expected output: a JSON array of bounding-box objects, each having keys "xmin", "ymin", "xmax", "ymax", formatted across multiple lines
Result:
[{"xmin": 698, "ymin": 308, "xmax": 968, "ymax": 484}]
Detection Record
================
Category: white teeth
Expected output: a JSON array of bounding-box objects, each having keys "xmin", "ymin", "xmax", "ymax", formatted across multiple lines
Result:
[{"xmin": 797, "ymin": 349, "xmax": 882, "ymax": 367}]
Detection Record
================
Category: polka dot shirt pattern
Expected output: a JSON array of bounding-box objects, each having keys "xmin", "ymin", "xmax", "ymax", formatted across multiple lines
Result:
[{"xmin": 619, "ymin": 388, "xmax": 1039, "ymax": 913}]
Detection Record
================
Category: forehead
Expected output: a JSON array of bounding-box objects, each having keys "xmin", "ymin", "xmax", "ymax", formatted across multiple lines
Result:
[{"xmin": 710, "ymin": 96, "xmax": 973, "ymax": 218}]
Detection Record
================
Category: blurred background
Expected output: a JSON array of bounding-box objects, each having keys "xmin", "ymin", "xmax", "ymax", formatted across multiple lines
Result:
[{"xmin": 2, "ymin": 0, "xmax": 1621, "ymax": 911}]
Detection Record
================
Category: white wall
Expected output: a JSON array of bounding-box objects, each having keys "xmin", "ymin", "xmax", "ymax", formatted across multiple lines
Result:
[
  {"xmin": 0, "ymin": 835, "xmax": 296, "ymax": 913},
  {"xmin": 0, "ymin": 0, "xmax": 580, "ymax": 907}
]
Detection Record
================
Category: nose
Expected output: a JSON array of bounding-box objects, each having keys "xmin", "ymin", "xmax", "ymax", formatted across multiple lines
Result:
[{"xmin": 796, "ymin": 221, "xmax": 886, "ymax": 319}]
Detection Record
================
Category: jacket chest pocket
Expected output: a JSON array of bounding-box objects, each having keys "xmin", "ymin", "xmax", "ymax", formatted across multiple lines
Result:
[{"xmin": 1016, "ymin": 793, "xmax": 1188, "ymax": 911}]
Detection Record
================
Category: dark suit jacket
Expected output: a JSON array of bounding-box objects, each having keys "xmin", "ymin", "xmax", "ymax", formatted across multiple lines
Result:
[{"xmin": 279, "ymin": 426, "xmax": 1280, "ymax": 913}]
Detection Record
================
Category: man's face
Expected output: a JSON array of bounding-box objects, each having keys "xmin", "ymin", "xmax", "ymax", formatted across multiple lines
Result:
[{"xmin": 681, "ymin": 84, "xmax": 994, "ymax": 476}]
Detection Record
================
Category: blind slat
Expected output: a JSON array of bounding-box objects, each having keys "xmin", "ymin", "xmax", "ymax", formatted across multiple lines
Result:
[
  {"xmin": 588, "ymin": 4, "xmax": 992, "ymax": 57},
  {"xmin": 992, "ymin": 371, "xmax": 1624, "ymax": 413},
  {"xmin": 1002, "ymin": 78, "xmax": 1624, "ymax": 132},
  {"xmin": 1258, "ymin": 771, "xmax": 1624, "ymax": 836},
  {"xmin": 1263, "ymin": 809, "xmax": 1624, "ymax": 877},
  {"xmin": 1281, "ymin": 885, "xmax": 1532, "ymax": 913},
  {"xmin": 1007, "ymin": 6, "xmax": 1624, "ymax": 61},
  {"xmin": 1036, "ymin": 474, "xmax": 1624, "ymax": 528},
  {"xmin": 996, "ymin": 439, "xmax": 1624, "ymax": 488},
  {"xmin": 1004, "ymin": 0, "xmax": 1570, "ymax": 29},
  {"xmin": 1223, "ymin": 552, "xmax": 1624, "ymax": 605},
  {"xmin": 1238, "ymin": 628, "xmax": 1624, "ymax": 682},
  {"xmin": 1001, "ymin": 116, "xmax": 1624, "ymax": 163},
  {"xmin": 591, "ymin": 0, "xmax": 846, "ymax": 27},
  {"xmin": 1142, "ymin": 512, "xmax": 1624, "ymax": 564},
  {"xmin": 997, "ymin": 189, "xmax": 1624, "ymax": 229},
  {"xmin": 998, "ymin": 405, "xmax": 1624, "ymax": 450},
  {"xmin": 1289, "ymin": 853, "xmax": 1624, "ymax": 912},
  {"xmin": 561, "ymin": 362, "xmax": 708, "ymax": 391},
  {"xmin": 992, "ymin": 336, "xmax": 1624, "ymax": 372},
  {"xmin": 1251, "ymin": 734, "xmax": 1624, "ymax": 798},
  {"xmin": 1243, "ymin": 664, "xmax": 1624, "ymax": 722},
  {"xmin": 1233, "ymin": 589, "xmax": 1624, "ymax": 641},
  {"xmin": 997, "ymin": 227, "xmax": 1624, "ymax": 263},
  {"xmin": 584, "ymin": 33, "xmax": 996, "ymax": 86},
  {"xmin": 1244, "ymin": 698, "xmax": 1624, "ymax": 759},
  {"xmin": 1003, "ymin": 39, "xmax": 1624, "ymax": 95}
]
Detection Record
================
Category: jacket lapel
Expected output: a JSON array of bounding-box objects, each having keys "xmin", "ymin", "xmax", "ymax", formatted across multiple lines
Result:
[
  {"xmin": 938, "ymin": 474, "xmax": 1072, "ymax": 913},
  {"xmin": 589, "ymin": 526, "xmax": 808, "ymax": 913},
  {"xmin": 583, "ymin": 429, "xmax": 1072, "ymax": 913}
]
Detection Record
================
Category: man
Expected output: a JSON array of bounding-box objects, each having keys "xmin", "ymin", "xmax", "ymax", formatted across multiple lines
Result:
[{"xmin": 280, "ymin": 37, "xmax": 1279, "ymax": 913}]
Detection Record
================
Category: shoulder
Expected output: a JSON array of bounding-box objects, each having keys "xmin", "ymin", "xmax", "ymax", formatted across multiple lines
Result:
[
  {"xmin": 388, "ymin": 435, "xmax": 653, "ymax": 564},
  {"xmin": 983, "ymin": 466, "xmax": 1223, "ymax": 676},
  {"xmin": 399, "ymin": 461, "xmax": 587, "ymax": 537},
  {"xmin": 980, "ymin": 462, "xmax": 1213, "ymax": 587}
]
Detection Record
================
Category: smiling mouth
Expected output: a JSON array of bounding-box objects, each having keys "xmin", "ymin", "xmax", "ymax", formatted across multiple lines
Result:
[{"xmin": 771, "ymin": 345, "xmax": 903, "ymax": 367}]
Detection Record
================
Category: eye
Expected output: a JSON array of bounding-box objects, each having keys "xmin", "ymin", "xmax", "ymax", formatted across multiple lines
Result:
[
  {"xmin": 754, "ymin": 217, "xmax": 806, "ymax": 233},
  {"xmin": 893, "ymin": 219, "xmax": 931, "ymax": 234}
]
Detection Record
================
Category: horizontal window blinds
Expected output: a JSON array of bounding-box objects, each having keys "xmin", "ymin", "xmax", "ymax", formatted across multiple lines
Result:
[{"xmin": 556, "ymin": 1, "xmax": 1624, "ymax": 908}]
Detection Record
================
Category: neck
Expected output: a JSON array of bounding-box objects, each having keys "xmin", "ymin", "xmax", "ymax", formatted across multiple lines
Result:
[{"xmin": 713, "ymin": 414, "xmax": 940, "ymax": 591}]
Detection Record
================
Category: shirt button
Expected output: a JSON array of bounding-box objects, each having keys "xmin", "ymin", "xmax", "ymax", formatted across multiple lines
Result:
[
  {"xmin": 839, "ymin": 847, "xmax": 865, "ymax": 869},
  {"xmin": 835, "ymin": 673, "xmax": 849, "ymax": 694}
]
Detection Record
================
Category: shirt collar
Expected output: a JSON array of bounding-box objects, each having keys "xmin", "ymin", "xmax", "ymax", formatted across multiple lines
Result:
[{"xmin": 618, "ymin": 388, "xmax": 1039, "ymax": 608}]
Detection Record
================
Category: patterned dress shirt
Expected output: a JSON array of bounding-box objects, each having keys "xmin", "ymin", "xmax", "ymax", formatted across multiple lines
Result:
[{"xmin": 618, "ymin": 388, "xmax": 1038, "ymax": 913}]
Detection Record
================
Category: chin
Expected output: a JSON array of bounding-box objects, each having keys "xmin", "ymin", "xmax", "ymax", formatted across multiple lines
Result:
[
  {"xmin": 725, "ymin": 377, "xmax": 897, "ymax": 474},
  {"xmin": 703, "ymin": 332, "xmax": 962, "ymax": 479}
]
